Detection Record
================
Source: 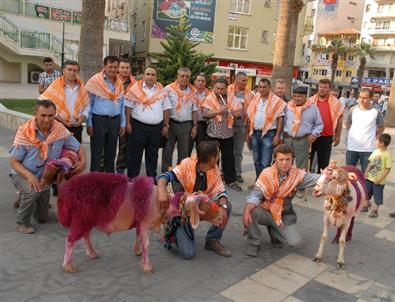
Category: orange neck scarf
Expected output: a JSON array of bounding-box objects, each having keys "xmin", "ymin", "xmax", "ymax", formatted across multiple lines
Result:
[
  {"xmin": 287, "ymin": 99, "xmax": 313, "ymax": 136},
  {"xmin": 227, "ymin": 83, "xmax": 254, "ymax": 108},
  {"xmin": 256, "ymin": 165, "xmax": 305, "ymax": 226},
  {"xmin": 13, "ymin": 119, "xmax": 71, "ymax": 160},
  {"xmin": 172, "ymin": 155, "xmax": 225, "ymax": 197},
  {"xmin": 85, "ymin": 70, "xmax": 123, "ymax": 102},
  {"xmin": 123, "ymin": 75, "xmax": 137, "ymax": 95},
  {"xmin": 168, "ymin": 81, "xmax": 197, "ymax": 113},
  {"xmin": 39, "ymin": 76, "xmax": 89, "ymax": 122},
  {"xmin": 310, "ymin": 93, "xmax": 344, "ymax": 133},
  {"xmin": 201, "ymin": 91, "xmax": 241, "ymax": 128},
  {"xmin": 125, "ymin": 80, "xmax": 168, "ymax": 109},
  {"xmin": 247, "ymin": 92, "xmax": 286, "ymax": 136}
]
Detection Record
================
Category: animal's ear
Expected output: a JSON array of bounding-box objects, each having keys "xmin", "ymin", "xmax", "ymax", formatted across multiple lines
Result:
[{"xmin": 186, "ymin": 201, "xmax": 204, "ymax": 229}]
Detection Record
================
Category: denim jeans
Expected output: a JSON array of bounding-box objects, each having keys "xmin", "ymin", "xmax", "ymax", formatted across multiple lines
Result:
[
  {"xmin": 346, "ymin": 150, "xmax": 372, "ymax": 174},
  {"xmin": 251, "ymin": 129, "xmax": 276, "ymax": 178}
]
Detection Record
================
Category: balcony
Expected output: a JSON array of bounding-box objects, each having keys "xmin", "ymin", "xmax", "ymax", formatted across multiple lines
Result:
[{"xmin": 367, "ymin": 27, "xmax": 395, "ymax": 36}]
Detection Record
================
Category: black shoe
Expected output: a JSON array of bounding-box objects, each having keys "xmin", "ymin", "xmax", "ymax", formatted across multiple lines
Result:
[
  {"xmin": 227, "ymin": 182, "xmax": 242, "ymax": 192},
  {"xmin": 52, "ymin": 184, "xmax": 58, "ymax": 197},
  {"xmin": 389, "ymin": 212, "xmax": 395, "ymax": 218}
]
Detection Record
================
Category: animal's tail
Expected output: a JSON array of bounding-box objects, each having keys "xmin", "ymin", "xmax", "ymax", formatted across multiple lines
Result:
[{"xmin": 131, "ymin": 176, "xmax": 154, "ymax": 224}]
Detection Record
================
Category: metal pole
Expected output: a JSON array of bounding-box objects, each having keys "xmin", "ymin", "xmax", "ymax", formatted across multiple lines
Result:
[{"xmin": 61, "ymin": 20, "xmax": 65, "ymax": 67}]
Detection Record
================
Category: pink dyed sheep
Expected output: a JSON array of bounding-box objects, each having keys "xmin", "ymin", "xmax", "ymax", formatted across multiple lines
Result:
[
  {"xmin": 57, "ymin": 173, "xmax": 221, "ymax": 274},
  {"xmin": 312, "ymin": 163, "xmax": 368, "ymax": 268}
]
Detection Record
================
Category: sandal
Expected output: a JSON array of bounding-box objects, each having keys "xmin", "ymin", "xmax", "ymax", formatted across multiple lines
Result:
[
  {"xmin": 227, "ymin": 182, "xmax": 242, "ymax": 192},
  {"xmin": 368, "ymin": 210, "xmax": 378, "ymax": 218}
]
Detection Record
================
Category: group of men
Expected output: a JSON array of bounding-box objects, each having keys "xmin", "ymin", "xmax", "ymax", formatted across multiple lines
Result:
[{"xmin": 9, "ymin": 56, "xmax": 388, "ymax": 261}]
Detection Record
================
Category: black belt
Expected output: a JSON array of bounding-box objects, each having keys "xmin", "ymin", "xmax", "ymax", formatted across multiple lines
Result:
[
  {"xmin": 93, "ymin": 113, "xmax": 120, "ymax": 119},
  {"xmin": 284, "ymin": 133, "xmax": 308, "ymax": 141},
  {"xmin": 170, "ymin": 119, "xmax": 192, "ymax": 124}
]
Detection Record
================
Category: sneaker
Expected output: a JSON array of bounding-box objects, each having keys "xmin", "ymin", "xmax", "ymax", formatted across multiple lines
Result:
[
  {"xmin": 205, "ymin": 240, "xmax": 231, "ymax": 257},
  {"xmin": 389, "ymin": 212, "xmax": 395, "ymax": 218},
  {"xmin": 227, "ymin": 182, "xmax": 242, "ymax": 192},
  {"xmin": 246, "ymin": 245, "xmax": 259, "ymax": 257},
  {"xmin": 236, "ymin": 176, "xmax": 244, "ymax": 183},
  {"xmin": 16, "ymin": 223, "xmax": 35, "ymax": 234},
  {"xmin": 360, "ymin": 206, "xmax": 369, "ymax": 212},
  {"xmin": 368, "ymin": 210, "xmax": 378, "ymax": 218}
]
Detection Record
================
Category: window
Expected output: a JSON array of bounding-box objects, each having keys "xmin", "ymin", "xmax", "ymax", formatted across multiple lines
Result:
[
  {"xmin": 366, "ymin": 4, "xmax": 370, "ymax": 12},
  {"xmin": 346, "ymin": 71, "xmax": 352, "ymax": 77},
  {"xmin": 306, "ymin": 55, "xmax": 310, "ymax": 63},
  {"xmin": 336, "ymin": 70, "xmax": 342, "ymax": 77},
  {"xmin": 383, "ymin": 21, "xmax": 390, "ymax": 30},
  {"xmin": 261, "ymin": 30, "xmax": 268, "ymax": 44},
  {"xmin": 313, "ymin": 69, "xmax": 319, "ymax": 75},
  {"xmin": 378, "ymin": 4, "xmax": 384, "ymax": 12},
  {"xmin": 227, "ymin": 26, "xmax": 248, "ymax": 50},
  {"xmin": 311, "ymin": 8, "xmax": 316, "ymax": 15},
  {"xmin": 349, "ymin": 1, "xmax": 357, "ymax": 5},
  {"xmin": 320, "ymin": 70, "xmax": 328, "ymax": 76},
  {"xmin": 347, "ymin": 54, "xmax": 354, "ymax": 61},
  {"xmin": 230, "ymin": 0, "xmax": 251, "ymax": 14},
  {"xmin": 264, "ymin": 0, "xmax": 271, "ymax": 8}
]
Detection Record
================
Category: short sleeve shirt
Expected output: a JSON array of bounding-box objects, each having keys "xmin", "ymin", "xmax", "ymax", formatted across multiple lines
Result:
[{"xmin": 366, "ymin": 149, "xmax": 392, "ymax": 185}]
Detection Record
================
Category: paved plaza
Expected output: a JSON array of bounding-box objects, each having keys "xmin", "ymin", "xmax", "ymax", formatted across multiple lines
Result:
[{"xmin": 1, "ymin": 124, "xmax": 394, "ymax": 302}]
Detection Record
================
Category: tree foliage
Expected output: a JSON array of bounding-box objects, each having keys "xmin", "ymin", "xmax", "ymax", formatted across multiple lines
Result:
[
  {"xmin": 153, "ymin": 19, "xmax": 217, "ymax": 86},
  {"xmin": 355, "ymin": 42, "xmax": 376, "ymax": 87},
  {"xmin": 324, "ymin": 37, "xmax": 347, "ymax": 84}
]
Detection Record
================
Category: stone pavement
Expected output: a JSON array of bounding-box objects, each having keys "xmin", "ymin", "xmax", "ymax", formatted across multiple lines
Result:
[{"xmin": 1, "ymin": 125, "xmax": 394, "ymax": 302}]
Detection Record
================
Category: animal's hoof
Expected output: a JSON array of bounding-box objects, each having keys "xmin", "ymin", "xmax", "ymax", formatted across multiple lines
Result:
[
  {"xmin": 313, "ymin": 257, "xmax": 321, "ymax": 263},
  {"xmin": 87, "ymin": 252, "xmax": 100, "ymax": 259},
  {"xmin": 332, "ymin": 239, "xmax": 339, "ymax": 244},
  {"xmin": 336, "ymin": 262, "xmax": 344, "ymax": 269},
  {"xmin": 64, "ymin": 264, "xmax": 77, "ymax": 273},
  {"xmin": 143, "ymin": 267, "xmax": 153, "ymax": 274}
]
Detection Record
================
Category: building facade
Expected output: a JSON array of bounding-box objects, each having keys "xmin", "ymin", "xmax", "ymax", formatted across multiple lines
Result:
[{"xmin": 130, "ymin": 0, "xmax": 306, "ymax": 88}]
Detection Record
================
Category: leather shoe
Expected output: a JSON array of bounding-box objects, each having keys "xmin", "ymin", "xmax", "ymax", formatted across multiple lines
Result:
[
  {"xmin": 205, "ymin": 240, "xmax": 231, "ymax": 257},
  {"xmin": 16, "ymin": 223, "xmax": 35, "ymax": 234}
]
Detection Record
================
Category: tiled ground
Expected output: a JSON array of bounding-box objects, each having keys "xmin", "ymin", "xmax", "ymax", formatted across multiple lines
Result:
[{"xmin": 1, "ymin": 124, "xmax": 394, "ymax": 302}]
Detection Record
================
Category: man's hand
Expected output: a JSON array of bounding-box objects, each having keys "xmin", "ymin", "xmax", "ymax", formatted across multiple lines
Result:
[
  {"xmin": 162, "ymin": 126, "xmax": 168, "ymax": 138},
  {"xmin": 191, "ymin": 126, "xmax": 197, "ymax": 139},
  {"xmin": 333, "ymin": 135, "xmax": 341, "ymax": 146},
  {"xmin": 231, "ymin": 109, "xmax": 242, "ymax": 118},
  {"xmin": 307, "ymin": 134, "xmax": 317, "ymax": 144},
  {"xmin": 87, "ymin": 127, "xmax": 94, "ymax": 137},
  {"xmin": 70, "ymin": 160, "xmax": 86, "ymax": 176},
  {"xmin": 126, "ymin": 123, "xmax": 132, "ymax": 134},
  {"xmin": 242, "ymin": 209, "xmax": 253, "ymax": 229},
  {"xmin": 218, "ymin": 207, "xmax": 228, "ymax": 228},
  {"xmin": 26, "ymin": 174, "xmax": 41, "ymax": 193},
  {"xmin": 119, "ymin": 127, "xmax": 126, "ymax": 136},
  {"xmin": 272, "ymin": 134, "xmax": 281, "ymax": 146},
  {"xmin": 157, "ymin": 187, "xmax": 169, "ymax": 211}
]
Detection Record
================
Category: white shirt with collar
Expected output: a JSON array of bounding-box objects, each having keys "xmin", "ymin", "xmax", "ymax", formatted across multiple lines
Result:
[
  {"xmin": 166, "ymin": 84, "xmax": 198, "ymax": 122},
  {"xmin": 64, "ymin": 82, "xmax": 90, "ymax": 122},
  {"xmin": 126, "ymin": 81, "xmax": 172, "ymax": 125},
  {"xmin": 253, "ymin": 97, "xmax": 284, "ymax": 131}
]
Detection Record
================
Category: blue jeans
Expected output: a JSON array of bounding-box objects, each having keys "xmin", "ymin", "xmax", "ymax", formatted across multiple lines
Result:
[
  {"xmin": 175, "ymin": 201, "xmax": 232, "ymax": 260},
  {"xmin": 346, "ymin": 150, "xmax": 372, "ymax": 174},
  {"xmin": 251, "ymin": 129, "xmax": 276, "ymax": 178}
]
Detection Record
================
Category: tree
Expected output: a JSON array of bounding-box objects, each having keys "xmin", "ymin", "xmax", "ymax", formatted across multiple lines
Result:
[
  {"xmin": 78, "ymin": 0, "xmax": 105, "ymax": 82},
  {"xmin": 355, "ymin": 42, "xmax": 376, "ymax": 89},
  {"xmin": 272, "ymin": 0, "xmax": 304, "ymax": 97},
  {"xmin": 154, "ymin": 19, "xmax": 217, "ymax": 86},
  {"xmin": 384, "ymin": 71, "xmax": 395, "ymax": 127},
  {"xmin": 325, "ymin": 37, "xmax": 346, "ymax": 84}
]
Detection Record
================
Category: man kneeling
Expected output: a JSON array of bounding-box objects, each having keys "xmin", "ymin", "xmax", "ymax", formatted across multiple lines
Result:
[
  {"xmin": 157, "ymin": 141, "xmax": 232, "ymax": 259},
  {"xmin": 243, "ymin": 144, "xmax": 320, "ymax": 256}
]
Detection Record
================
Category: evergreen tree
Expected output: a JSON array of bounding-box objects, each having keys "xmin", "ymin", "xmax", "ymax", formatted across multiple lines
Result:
[{"xmin": 154, "ymin": 19, "xmax": 217, "ymax": 86}]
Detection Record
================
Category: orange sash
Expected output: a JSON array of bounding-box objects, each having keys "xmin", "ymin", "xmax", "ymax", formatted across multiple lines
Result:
[
  {"xmin": 124, "ymin": 75, "xmax": 137, "ymax": 96},
  {"xmin": 85, "ymin": 70, "xmax": 123, "ymax": 102},
  {"xmin": 125, "ymin": 80, "xmax": 168, "ymax": 110},
  {"xmin": 167, "ymin": 81, "xmax": 197, "ymax": 113},
  {"xmin": 287, "ymin": 99, "xmax": 313, "ymax": 136},
  {"xmin": 256, "ymin": 165, "xmax": 305, "ymax": 225},
  {"xmin": 173, "ymin": 155, "xmax": 225, "ymax": 198},
  {"xmin": 309, "ymin": 94, "xmax": 344, "ymax": 133},
  {"xmin": 12, "ymin": 119, "xmax": 71, "ymax": 160},
  {"xmin": 39, "ymin": 76, "xmax": 89, "ymax": 122},
  {"xmin": 247, "ymin": 92, "xmax": 286, "ymax": 136},
  {"xmin": 227, "ymin": 83, "xmax": 255, "ymax": 113},
  {"xmin": 202, "ymin": 91, "xmax": 241, "ymax": 128}
]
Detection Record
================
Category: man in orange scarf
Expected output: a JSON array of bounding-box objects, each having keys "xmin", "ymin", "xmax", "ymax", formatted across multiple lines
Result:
[
  {"xmin": 9, "ymin": 100, "xmax": 86, "ymax": 234},
  {"xmin": 85, "ymin": 56, "xmax": 126, "ymax": 172},
  {"xmin": 158, "ymin": 141, "xmax": 232, "ymax": 259},
  {"xmin": 162, "ymin": 67, "xmax": 198, "ymax": 172},
  {"xmin": 228, "ymin": 72, "xmax": 255, "ymax": 183},
  {"xmin": 115, "ymin": 58, "xmax": 136, "ymax": 174},
  {"xmin": 246, "ymin": 79, "xmax": 286, "ymax": 179},
  {"xmin": 309, "ymin": 79, "xmax": 344, "ymax": 173},
  {"xmin": 124, "ymin": 66, "xmax": 171, "ymax": 180},
  {"xmin": 39, "ymin": 60, "xmax": 89, "ymax": 144},
  {"xmin": 242, "ymin": 144, "xmax": 321, "ymax": 256}
]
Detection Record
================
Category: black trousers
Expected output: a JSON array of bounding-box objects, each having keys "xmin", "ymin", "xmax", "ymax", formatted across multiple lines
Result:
[
  {"xmin": 127, "ymin": 118, "xmax": 163, "ymax": 179},
  {"xmin": 207, "ymin": 136, "xmax": 236, "ymax": 184},
  {"xmin": 189, "ymin": 121, "xmax": 207, "ymax": 154},
  {"xmin": 311, "ymin": 136, "xmax": 333, "ymax": 172},
  {"xmin": 90, "ymin": 114, "xmax": 120, "ymax": 172},
  {"xmin": 66, "ymin": 125, "xmax": 83, "ymax": 143}
]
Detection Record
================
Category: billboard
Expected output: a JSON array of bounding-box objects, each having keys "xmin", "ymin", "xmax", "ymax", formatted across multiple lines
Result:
[
  {"xmin": 317, "ymin": 0, "xmax": 338, "ymax": 18},
  {"xmin": 152, "ymin": 0, "xmax": 216, "ymax": 43}
]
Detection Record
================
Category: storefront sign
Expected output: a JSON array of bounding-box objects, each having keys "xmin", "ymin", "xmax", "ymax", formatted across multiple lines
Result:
[{"xmin": 351, "ymin": 77, "xmax": 391, "ymax": 85}]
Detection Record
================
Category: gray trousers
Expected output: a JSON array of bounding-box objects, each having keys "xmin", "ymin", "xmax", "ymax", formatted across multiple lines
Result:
[
  {"xmin": 233, "ymin": 124, "xmax": 246, "ymax": 177},
  {"xmin": 11, "ymin": 174, "xmax": 50, "ymax": 225},
  {"xmin": 162, "ymin": 120, "xmax": 192, "ymax": 173},
  {"xmin": 284, "ymin": 136, "xmax": 309, "ymax": 170},
  {"xmin": 247, "ymin": 207, "xmax": 302, "ymax": 247}
]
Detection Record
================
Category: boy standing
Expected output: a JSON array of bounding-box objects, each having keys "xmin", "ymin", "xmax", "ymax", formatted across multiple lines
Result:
[{"xmin": 364, "ymin": 133, "xmax": 392, "ymax": 217}]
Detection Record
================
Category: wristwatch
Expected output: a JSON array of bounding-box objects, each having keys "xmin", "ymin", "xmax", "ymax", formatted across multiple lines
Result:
[
  {"xmin": 163, "ymin": 124, "xmax": 169, "ymax": 128},
  {"xmin": 221, "ymin": 204, "xmax": 228, "ymax": 209}
]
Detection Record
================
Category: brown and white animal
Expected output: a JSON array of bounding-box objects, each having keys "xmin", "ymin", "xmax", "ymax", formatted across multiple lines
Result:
[
  {"xmin": 57, "ymin": 172, "xmax": 220, "ymax": 274},
  {"xmin": 312, "ymin": 164, "xmax": 368, "ymax": 268}
]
